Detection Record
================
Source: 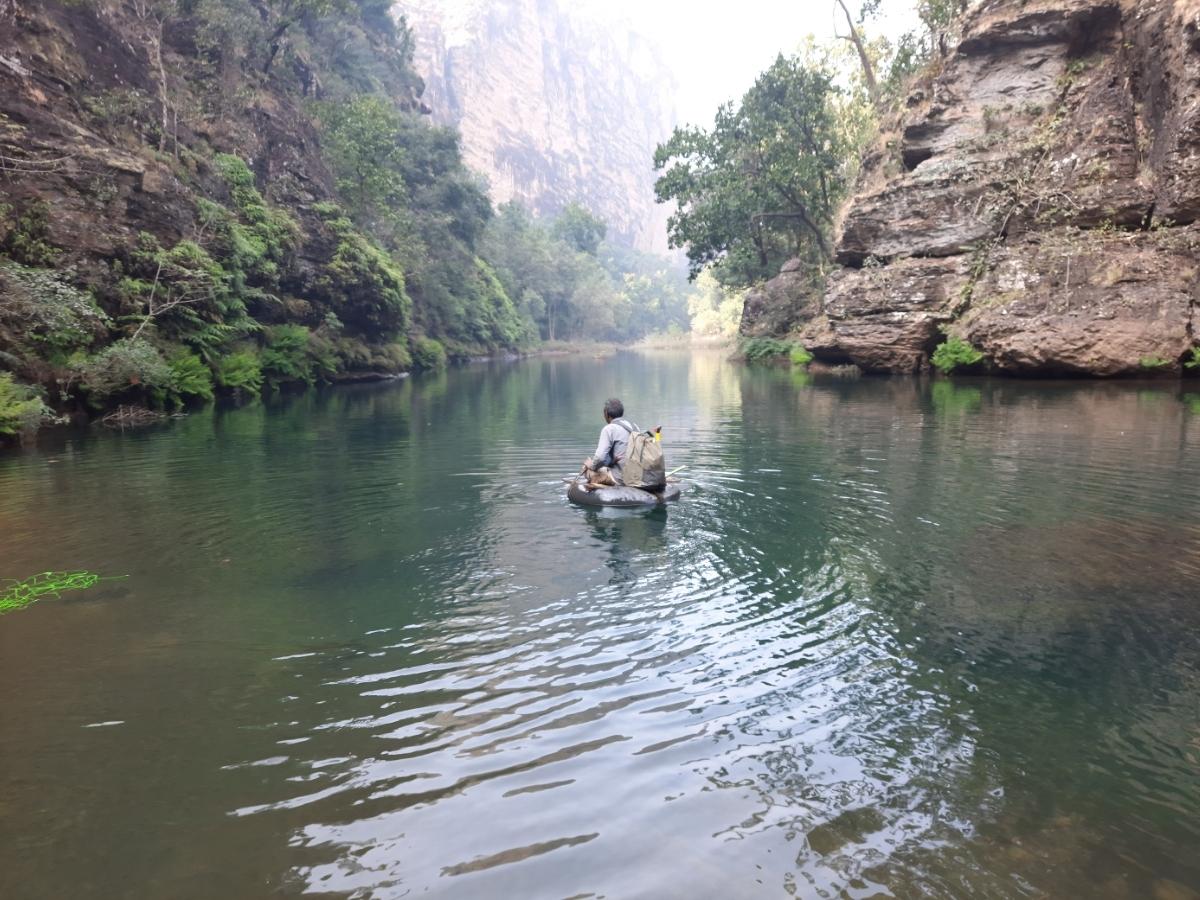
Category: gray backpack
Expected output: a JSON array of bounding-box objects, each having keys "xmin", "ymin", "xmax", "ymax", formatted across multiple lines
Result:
[{"xmin": 615, "ymin": 420, "xmax": 666, "ymax": 490}]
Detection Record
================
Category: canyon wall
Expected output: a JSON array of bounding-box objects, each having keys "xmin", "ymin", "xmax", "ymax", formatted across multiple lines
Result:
[
  {"xmin": 401, "ymin": 0, "xmax": 677, "ymax": 253},
  {"xmin": 742, "ymin": 0, "xmax": 1200, "ymax": 377}
]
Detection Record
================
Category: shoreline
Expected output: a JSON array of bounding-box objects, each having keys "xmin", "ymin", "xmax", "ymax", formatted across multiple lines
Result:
[{"xmin": 7, "ymin": 343, "xmax": 1198, "ymax": 450}]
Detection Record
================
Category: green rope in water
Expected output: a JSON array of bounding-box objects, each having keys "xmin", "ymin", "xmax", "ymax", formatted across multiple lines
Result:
[{"xmin": 0, "ymin": 571, "xmax": 104, "ymax": 614}]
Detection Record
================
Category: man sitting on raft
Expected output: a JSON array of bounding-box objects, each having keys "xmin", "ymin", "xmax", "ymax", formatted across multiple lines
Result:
[{"xmin": 582, "ymin": 397, "xmax": 634, "ymax": 489}]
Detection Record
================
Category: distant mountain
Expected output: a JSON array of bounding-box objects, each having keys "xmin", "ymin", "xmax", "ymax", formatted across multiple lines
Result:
[{"xmin": 401, "ymin": 0, "xmax": 677, "ymax": 253}]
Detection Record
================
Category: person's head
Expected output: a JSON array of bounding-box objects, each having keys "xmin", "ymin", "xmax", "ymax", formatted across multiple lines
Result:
[{"xmin": 603, "ymin": 398, "xmax": 624, "ymax": 423}]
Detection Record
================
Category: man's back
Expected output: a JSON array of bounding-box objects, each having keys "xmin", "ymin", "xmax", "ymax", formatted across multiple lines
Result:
[{"xmin": 592, "ymin": 418, "xmax": 634, "ymax": 478}]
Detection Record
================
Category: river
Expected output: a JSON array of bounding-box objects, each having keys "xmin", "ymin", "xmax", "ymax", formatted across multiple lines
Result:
[{"xmin": 2, "ymin": 351, "xmax": 1199, "ymax": 899}]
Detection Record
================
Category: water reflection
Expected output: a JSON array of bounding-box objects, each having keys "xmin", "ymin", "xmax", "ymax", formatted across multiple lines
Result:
[
  {"xmin": 1, "ymin": 356, "xmax": 1199, "ymax": 899},
  {"xmin": 582, "ymin": 507, "xmax": 669, "ymax": 585}
]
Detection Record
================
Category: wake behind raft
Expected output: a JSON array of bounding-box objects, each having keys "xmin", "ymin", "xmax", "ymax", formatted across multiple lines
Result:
[{"xmin": 566, "ymin": 477, "xmax": 682, "ymax": 508}]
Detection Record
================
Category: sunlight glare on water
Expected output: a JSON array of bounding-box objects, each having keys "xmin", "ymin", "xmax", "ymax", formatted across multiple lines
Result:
[{"xmin": 2, "ymin": 352, "xmax": 1199, "ymax": 899}]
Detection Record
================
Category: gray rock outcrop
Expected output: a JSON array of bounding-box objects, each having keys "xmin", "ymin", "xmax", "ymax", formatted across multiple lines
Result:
[{"xmin": 742, "ymin": 0, "xmax": 1200, "ymax": 377}]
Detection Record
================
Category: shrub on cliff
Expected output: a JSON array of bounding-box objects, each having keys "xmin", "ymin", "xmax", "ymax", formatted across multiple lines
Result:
[
  {"xmin": 167, "ymin": 350, "xmax": 215, "ymax": 404},
  {"xmin": 932, "ymin": 337, "xmax": 985, "ymax": 374},
  {"xmin": 790, "ymin": 346, "xmax": 814, "ymax": 367},
  {"xmin": 451, "ymin": 258, "xmax": 537, "ymax": 351},
  {"xmin": 210, "ymin": 155, "xmax": 299, "ymax": 287},
  {"xmin": 313, "ymin": 214, "xmax": 410, "ymax": 336},
  {"xmin": 333, "ymin": 336, "xmax": 411, "ymax": 373},
  {"xmin": 1, "ymin": 201, "xmax": 60, "ymax": 268},
  {"xmin": 118, "ymin": 233, "xmax": 258, "ymax": 358},
  {"xmin": 0, "ymin": 373, "xmax": 57, "ymax": 439},
  {"xmin": 216, "ymin": 349, "xmax": 264, "ymax": 397},
  {"xmin": 75, "ymin": 338, "xmax": 174, "ymax": 408},
  {"xmin": 0, "ymin": 262, "xmax": 111, "ymax": 361},
  {"xmin": 410, "ymin": 336, "xmax": 446, "ymax": 372},
  {"xmin": 261, "ymin": 324, "xmax": 337, "ymax": 388},
  {"xmin": 739, "ymin": 337, "xmax": 794, "ymax": 361}
]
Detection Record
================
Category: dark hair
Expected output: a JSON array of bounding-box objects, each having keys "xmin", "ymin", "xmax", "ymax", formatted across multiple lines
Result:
[{"xmin": 604, "ymin": 398, "xmax": 624, "ymax": 419}]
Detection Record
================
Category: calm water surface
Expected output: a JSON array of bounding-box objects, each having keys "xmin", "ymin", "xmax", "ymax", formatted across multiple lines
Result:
[{"xmin": 2, "ymin": 352, "xmax": 1200, "ymax": 899}]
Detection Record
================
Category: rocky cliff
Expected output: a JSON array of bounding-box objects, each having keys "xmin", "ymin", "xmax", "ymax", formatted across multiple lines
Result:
[
  {"xmin": 742, "ymin": 0, "xmax": 1200, "ymax": 377},
  {"xmin": 0, "ymin": 0, "xmax": 545, "ymax": 439},
  {"xmin": 402, "ymin": 0, "xmax": 676, "ymax": 253}
]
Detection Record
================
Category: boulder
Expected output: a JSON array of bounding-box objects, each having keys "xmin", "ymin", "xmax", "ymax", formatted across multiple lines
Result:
[
  {"xmin": 739, "ymin": 258, "xmax": 823, "ymax": 338},
  {"xmin": 957, "ymin": 227, "xmax": 1200, "ymax": 375},
  {"xmin": 821, "ymin": 256, "xmax": 971, "ymax": 373}
]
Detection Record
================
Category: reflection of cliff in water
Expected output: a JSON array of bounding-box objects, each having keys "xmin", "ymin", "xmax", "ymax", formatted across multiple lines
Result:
[{"xmin": 719, "ymin": 371, "xmax": 1200, "ymax": 895}]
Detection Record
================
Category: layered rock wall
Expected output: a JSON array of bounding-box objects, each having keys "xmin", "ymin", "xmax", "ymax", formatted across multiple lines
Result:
[
  {"xmin": 402, "ymin": 0, "xmax": 677, "ymax": 253},
  {"xmin": 743, "ymin": 0, "xmax": 1200, "ymax": 376}
]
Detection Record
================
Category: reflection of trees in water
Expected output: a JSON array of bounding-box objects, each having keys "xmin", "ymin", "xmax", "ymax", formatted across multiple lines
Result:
[{"xmin": 720, "ymin": 372, "xmax": 1200, "ymax": 895}]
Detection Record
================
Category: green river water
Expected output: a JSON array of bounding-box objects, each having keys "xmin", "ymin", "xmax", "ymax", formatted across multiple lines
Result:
[{"xmin": 2, "ymin": 351, "xmax": 1199, "ymax": 899}]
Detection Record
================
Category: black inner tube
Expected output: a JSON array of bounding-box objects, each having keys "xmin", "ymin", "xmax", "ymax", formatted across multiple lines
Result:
[{"xmin": 567, "ymin": 478, "xmax": 681, "ymax": 507}]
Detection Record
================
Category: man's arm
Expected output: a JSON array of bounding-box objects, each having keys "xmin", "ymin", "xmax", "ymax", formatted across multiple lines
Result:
[{"xmin": 587, "ymin": 425, "xmax": 615, "ymax": 469}]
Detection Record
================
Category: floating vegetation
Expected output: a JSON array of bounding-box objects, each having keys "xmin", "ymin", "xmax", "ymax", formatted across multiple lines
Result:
[
  {"xmin": 99, "ymin": 405, "xmax": 181, "ymax": 429},
  {"xmin": 0, "ymin": 571, "xmax": 109, "ymax": 614}
]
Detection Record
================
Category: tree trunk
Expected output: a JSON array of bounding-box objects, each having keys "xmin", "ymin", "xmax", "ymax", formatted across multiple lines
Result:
[
  {"xmin": 834, "ymin": 0, "xmax": 880, "ymax": 107},
  {"xmin": 751, "ymin": 210, "xmax": 831, "ymax": 259},
  {"xmin": 261, "ymin": 20, "xmax": 293, "ymax": 74},
  {"xmin": 134, "ymin": 4, "xmax": 171, "ymax": 155}
]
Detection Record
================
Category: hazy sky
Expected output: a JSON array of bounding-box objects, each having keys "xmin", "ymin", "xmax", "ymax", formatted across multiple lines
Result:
[{"xmin": 575, "ymin": 0, "xmax": 920, "ymax": 126}]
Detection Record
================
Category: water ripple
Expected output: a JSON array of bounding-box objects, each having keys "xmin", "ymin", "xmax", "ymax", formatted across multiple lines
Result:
[{"xmin": 3, "ymin": 359, "xmax": 1200, "ymax": 899}]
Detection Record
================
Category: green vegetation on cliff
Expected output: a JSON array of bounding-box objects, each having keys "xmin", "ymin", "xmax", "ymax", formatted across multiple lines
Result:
[{"xmin": 0, "ymin": 0, "xmax": 690, "ymax": 440}]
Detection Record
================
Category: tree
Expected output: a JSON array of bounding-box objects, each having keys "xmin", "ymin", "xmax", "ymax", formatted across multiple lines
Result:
[
  {"xmin": 686, "ymin": 270, "xmax": 744, "ymax": 337},
  {"xmin": 552, "ymin": 203, "xmax": 606, "ymax": 256},
  {"xmin": 834, "ymin": 0, "xmax": 880, "ymax": 108},
  {"xmin": 129, "ymin": 0, "xmax": 174, "ymax": 154},
  {"xmin": 254, "ymin": 0, "xmax": 353, "ymax": 74},
  {"xmin": 915, "ymin": 0, "xmax": 972, "ymax": 57},
  {"xmin": 654, "ymin": 50, "xmax": 867, "ymax": 288},
  {"xmin": 318, "ymin": 95, "xmax": 407, "ymax": 223}
]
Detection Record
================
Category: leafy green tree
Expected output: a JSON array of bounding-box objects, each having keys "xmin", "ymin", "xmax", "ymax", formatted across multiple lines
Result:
[
  {"xmin": 552, "ymin": 203, "xmax": 606, "ymax": 256},
  {"xmin": 654, "ymin": 50, "xmax": 867, "ymax": 288},
  {"xmin": 834, "ymin": 0, "xmax": 880, "ymax": 107},
  {"xmin": 317, "ymin": 96, "xmax": 407, "ymax": 224},
  {"xmin": 482, "ymin": 203, "xmax": 570, "ymax": 340},
  {"xmin": 686, "ymin": 270, "xmax": 744, "ymax": 338}
]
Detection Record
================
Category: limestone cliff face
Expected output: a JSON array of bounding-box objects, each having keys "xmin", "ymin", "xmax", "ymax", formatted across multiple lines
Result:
[
  {"xmin": 401, "ymin": 0, "xmax": 676, "ymax": 253},
  {"xmin": 743, "ymin": 0, "xmax": 1200, "ymax": 377}
]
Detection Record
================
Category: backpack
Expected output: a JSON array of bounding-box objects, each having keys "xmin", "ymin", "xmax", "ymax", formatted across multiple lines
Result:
[{"xmin": 615, "ymin": 419, "xmax": 666, "ymax": 490}]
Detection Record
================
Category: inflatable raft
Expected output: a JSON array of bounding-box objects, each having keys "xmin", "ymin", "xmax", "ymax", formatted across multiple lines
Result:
[{"xmin": 567, "ymin": 477, "xmax": 682, "ymax": 508}]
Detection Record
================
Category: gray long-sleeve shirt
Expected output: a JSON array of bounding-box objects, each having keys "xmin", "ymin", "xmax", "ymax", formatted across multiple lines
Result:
[{"xmin": 589, "ymin": 419, "xmax": 634, "ymax": 477}]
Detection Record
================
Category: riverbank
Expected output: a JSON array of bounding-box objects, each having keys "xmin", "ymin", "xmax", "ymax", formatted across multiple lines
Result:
[{"xmin": 0, "ymin": 336, "xmax": 739, "ymax": 446}]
